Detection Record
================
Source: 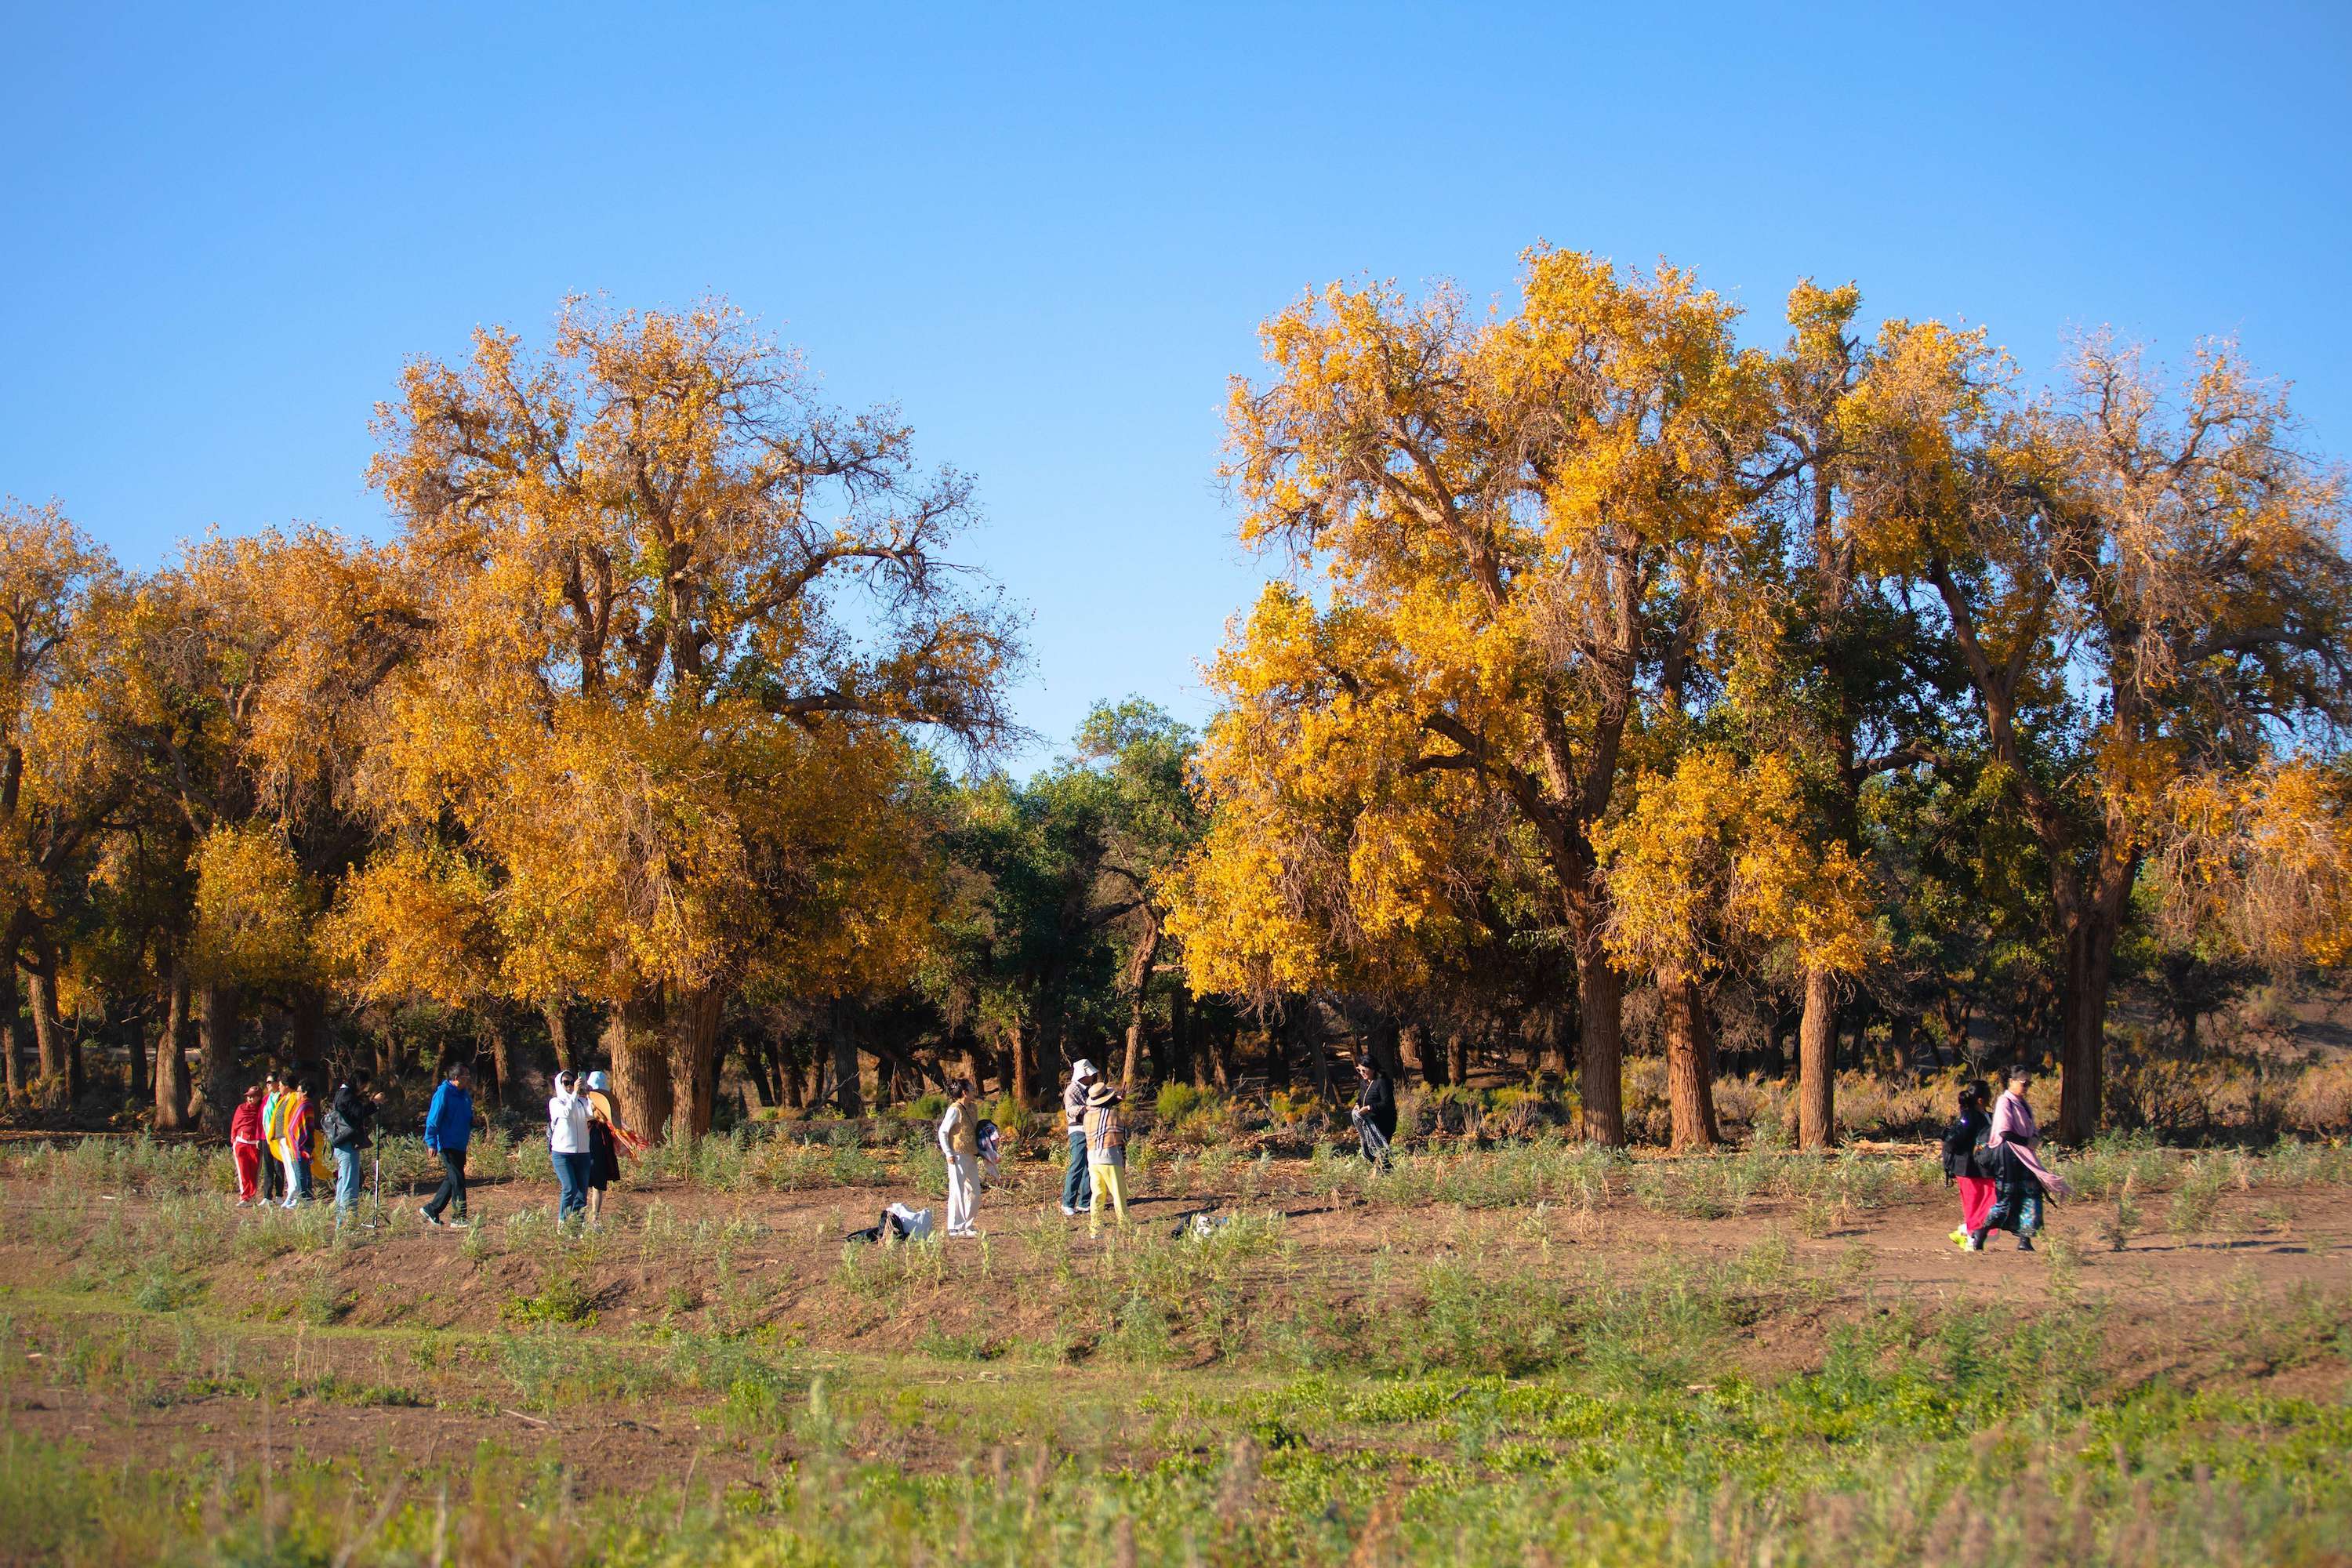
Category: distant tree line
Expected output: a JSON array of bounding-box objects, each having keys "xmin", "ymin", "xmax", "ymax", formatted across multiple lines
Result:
[{"xmin": 2, "ymin": 256, "xmax": 2345, "ymax": 1145}]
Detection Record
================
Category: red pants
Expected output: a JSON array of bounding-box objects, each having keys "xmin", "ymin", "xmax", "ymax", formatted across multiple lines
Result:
[
  {"xmin": 233, "ymin": 1144, "xmax": 262, "ymax": 1202},
  {"xmin": 1957, "ymin": 1175, "xmax": 1995, "ymax": 1232}
]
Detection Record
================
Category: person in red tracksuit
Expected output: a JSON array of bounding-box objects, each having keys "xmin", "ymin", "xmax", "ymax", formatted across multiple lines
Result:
[{"xmin": 230, "ymin": 1084, "xmax": 266, "ymax": 1204}]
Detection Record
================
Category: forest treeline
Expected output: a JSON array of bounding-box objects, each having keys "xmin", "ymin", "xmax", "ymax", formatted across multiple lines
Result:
[{"xmin": 2, "ymin": 252, "xmax": 2347, "ymax": 1148}]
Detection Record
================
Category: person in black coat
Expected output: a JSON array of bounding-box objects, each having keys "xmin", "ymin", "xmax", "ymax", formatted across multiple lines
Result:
[
  {"xmin": 326, "ymin": 1069, "xmax": 379, "ymax": 1216},
  {"xmin": 1351, "ymin": 1057, "xmax": 1397, "ymax": 1170}
]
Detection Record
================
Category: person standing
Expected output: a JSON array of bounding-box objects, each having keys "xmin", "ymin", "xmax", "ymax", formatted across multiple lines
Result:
[
  {"xmin": 1061, "ymin": 1058, "xmax": 1098, "ymax": 1216},
  {"xmin": 1351, "ymin": 1057, "xmax": 1397, "ymax": 1171},
  {"xmin": 420, "ymin": 1062, "xmax": 475, "ymax": 1227},
  {"xmin": 938, "ymin": 1079, "xmax": 982, "ymax": 1238},
  {"xmin": 548, "ymin": 1070, "xmax": 593, "ymax": 1227},
  {"xmin": 280, "ymin": 1078, "xmax": 317, "ymax": 1207},
  {"xmin": 1943, "ymin": 1080, "xmax": 1994, "ymax": 1248},
  {"xmin": 258, "ymin": 1073, "xmax": 287, "ymax": 1204},
  {"xmin": 583, "ymin": 1070, "xmax": 636, "ymax": 1227},
  {"xmin": 230, "ymin": 1084, "xmax": 266, "ymax": 1205},
  {"xmin": 327, "ymin": 1069, "xmax": 378, "ymax": 1216},
  {"xmin": 1083, "ymin": 1080, "xmax": 1130, "ymax": 1237}
]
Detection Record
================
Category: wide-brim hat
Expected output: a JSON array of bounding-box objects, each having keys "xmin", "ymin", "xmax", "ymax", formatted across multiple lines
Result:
[{"xmin": 1084, "ymin": 1083, "xmax": 1123, "ymax": 1109}]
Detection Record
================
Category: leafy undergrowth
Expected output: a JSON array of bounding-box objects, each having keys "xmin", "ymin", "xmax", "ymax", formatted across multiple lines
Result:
[{"xmin": 4, "ymin": 1280, "xmax": 2350, "ymax": 1566}]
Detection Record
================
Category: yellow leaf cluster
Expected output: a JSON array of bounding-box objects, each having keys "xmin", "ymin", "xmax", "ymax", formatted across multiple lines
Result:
[{"xmin": 1595, "ymin": 748, "xmax": 1881, "ymax": 979}]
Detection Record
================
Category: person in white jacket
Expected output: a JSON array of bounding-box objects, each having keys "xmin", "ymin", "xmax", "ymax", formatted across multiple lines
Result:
[
  {"xmin": 938, "ymin": 1079, "xmax": 982, "ymax": 1238},
  {"xmin": 548, "ymin": 1072, "xmax": 593, "ymax": 1227}
]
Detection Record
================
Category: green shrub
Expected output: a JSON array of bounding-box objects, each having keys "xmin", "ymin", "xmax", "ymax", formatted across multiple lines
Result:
[{"xmin": 1156, "ymin": 1082, "xmax": 1205, "ymax": 1124}]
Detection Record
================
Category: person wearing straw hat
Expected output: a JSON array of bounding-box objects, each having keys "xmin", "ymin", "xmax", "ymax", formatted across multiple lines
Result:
[
  {"xmin": 1082, "ymin": 1079, "xmax": 1131, "ymax": 1236},
  {"xmin": 1060, "ymin": 1058, "xmax": 1098, "ymax": 1216}
]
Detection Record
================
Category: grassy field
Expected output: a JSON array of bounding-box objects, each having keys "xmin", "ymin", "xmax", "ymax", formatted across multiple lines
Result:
[{"xmin": 2, "ymin": 1128, "xmax": 2349, "ymax": 1566}]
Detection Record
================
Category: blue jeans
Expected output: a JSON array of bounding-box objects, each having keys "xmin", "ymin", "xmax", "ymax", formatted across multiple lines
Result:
[
  {"xmin": 334, "ymin": 1146, "xmax": 363, "ymax": 1212},
  {"xmin": 2017, "ymin": 1188, "xmax": 2043, "ymax": 1238},
  {"xmin": 1062, "ymin": 1128, "xmax": 1091, "ymax": 1210},
  {"xmin": 554, "ymin": 1151, "xmax": 592, "ymax": 1223}
]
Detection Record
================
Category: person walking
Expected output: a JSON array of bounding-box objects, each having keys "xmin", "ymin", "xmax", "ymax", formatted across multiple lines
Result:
[
  {"xmin": 327, "ymin": 1069, "xmax": 378, "ymax": 1216},
  {"xmin": 583, "ymin": 1070, "xmax": 638, "ymax": 1227},
  {"xmin": 1083, "ymin": 1080, "xmax": 1130, "ymax": 1237},
  {"xmin": 548, "ymin": 1070, "xmax": 593, "ymax": 1227},
  {"xmin": 1061, "ymin": 1058, "xmax": 1098, "ymax": 1216},
  {"xmin": 1970, "ymin": 1068, "xmax": 2071, "ymax": 1251},
  {"xmin": 420, "ymin": 1062, "xmax": 475, "ymax": 1227},
  {"xmin": 1943, "ymin": 1080, "xmax": 1994, "ymax": 1248},
  {"xmin": 938, "ymin": 1078, "xmax": 982, "ymax": 1238},
  {"xmin": 279, "ymin": 1078, "xmax": 318, "ymax": 1207},
  {"xmin": 230, "ymin": 1084, "xmax": 266, "ymax": 1205},
  {"xmin": 1350, "ymin": 1057, "xmax": 1397, "ymax": 1171}
]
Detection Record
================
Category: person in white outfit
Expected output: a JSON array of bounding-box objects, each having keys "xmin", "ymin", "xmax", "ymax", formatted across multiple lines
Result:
[
  {"xmin": 938, "ymin": 1078, "xmax": 982, "ymax": 1238},
  {"xmin": 548, "ymin": 1071, "xmax": 593, "ymax": 1227}
]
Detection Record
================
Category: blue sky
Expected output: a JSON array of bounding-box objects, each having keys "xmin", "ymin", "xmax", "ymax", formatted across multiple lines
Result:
[{"xmin": 4, "ymin": 2, "xmax": 2347, "ymax": 771}]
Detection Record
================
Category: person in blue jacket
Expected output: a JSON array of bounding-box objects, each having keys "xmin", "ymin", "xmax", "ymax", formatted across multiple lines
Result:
[{"xmin": 419, "ymin": 1062, "xmax": 475, "ymax": 1227}]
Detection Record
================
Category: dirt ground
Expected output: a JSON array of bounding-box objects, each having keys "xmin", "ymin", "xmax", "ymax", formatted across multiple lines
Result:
[{"xmin": 4, "ymin": 1154, "xmax": 2350, "ymax": 1494}]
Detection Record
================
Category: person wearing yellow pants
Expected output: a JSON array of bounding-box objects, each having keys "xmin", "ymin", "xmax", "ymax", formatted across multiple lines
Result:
[{"xmin": 1083, "ymin": 1081, "xmax": 1129, "ymax": 1236}]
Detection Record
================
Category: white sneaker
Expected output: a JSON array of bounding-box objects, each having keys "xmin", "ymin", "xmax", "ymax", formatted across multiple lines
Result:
[{"xmin": 1061, "ymin": 1205, "xmax": 1077, "ymax": 1215}]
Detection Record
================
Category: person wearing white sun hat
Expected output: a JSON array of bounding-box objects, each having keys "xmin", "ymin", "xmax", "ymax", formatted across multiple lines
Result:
[
  {"xmin": 1061, "ymin": 1058, "xmax": 1098, "ymax": 1216},
  {"xmin": 583, "ymin": 1069, "xmax": 633, "ymax": 1227}
]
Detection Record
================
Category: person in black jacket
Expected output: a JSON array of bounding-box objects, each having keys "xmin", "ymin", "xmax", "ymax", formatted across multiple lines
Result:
[
  {"xmin": 1940, "ymin": 1080, "xmax": 1993, "ymax": 1249},
  {"xmin": 326, "ymin": 1069, "xmax": 379, "ymax": 1216},
  {"xmin": 1351, "ymin": 1057, "xmax": 1397, "ymax": 1171}
]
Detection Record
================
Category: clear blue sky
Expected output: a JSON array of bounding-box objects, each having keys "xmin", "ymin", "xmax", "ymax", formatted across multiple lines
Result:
[{"xmin": 5, "ymin": 3, "xmax": 2347, "ymax": 771}]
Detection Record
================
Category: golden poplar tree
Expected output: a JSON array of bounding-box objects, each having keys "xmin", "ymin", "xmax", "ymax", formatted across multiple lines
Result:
[
  {"xmin": 354, "ymin": 299, "xmax": 1017, "ymax": 1138},
  {"xmin": 1919, "ymin": 339, "xmax": 2351, "ymax": 1140},
  {"xmin": 1173, "ymin": 249, "xmax": 1774, "ymax": 1144}
]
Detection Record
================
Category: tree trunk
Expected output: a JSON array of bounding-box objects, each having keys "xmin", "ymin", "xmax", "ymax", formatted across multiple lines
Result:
[
  {"xmin": 1296, "ymin": 1003, "xmax": 1333, "ymax": 1101},
  {"xmin": 668, "ymin": 985, "xmax": 724, "ymax": 1138},
  {"xmin": 1170, "ymin": 984, "xmax": 1198, "ymax": 1089},
  {"xmin": 741, "ymin": 1034, "xmax": 779, "ymax": 1109},
  {"xmin": 30, "ymin": 959, "xmax": 66, "ymax": 1109},
  {"xmin": 2056, "ymin": 915, "xmax": 2119, "ymax": 1144},
  {"xmin": 1008, "ymin": 1020, "xmax": 1033, "ymax": 1109},
  {"xmin": 829, "ymin": 999, "xmax": 862, "ymax": 1117},
  {"xmin": 543, "ymin": 1000, "xmax": 578, "ymax": 1074},
  {"xmin": 1402, "ymin": 1021, "xmax": 1438, "ymax": 1089},
  {"xmin": 194, "ymin": 982, "xmax": 241, "ymax": 1134},
  {"xmin": 1368, "ymin": 1013, "xmax": 1405, "ymax": 1082},
  {"xmin": 484, "ymin": 1018, "xmax": 517, "ymax": 1113},
  {"xmin": 287, "ymin": 986, "xmax": 326, "ymax": 1074},
  {"xmin": 1577, "ymin": 948, "xmax": 1625, "ymax": 1145},
  {"xmin": 1207, "ymin": 1022, "xmax": 1234, "ymax": 1092},
  {"xmin": 0, "ymin": 954, "xmax": 18, "ymax": 1098},
  {"xmin": 782, "ymin": 1038, "xmax": 807, "ymax": 1110},
  {"xmin": 1660, "ymin": 965, "xmax": 1721, "ymax": 1151},
  {"xmin": 1798, "ymin": 966, "xmax": 1838, "ymax": 1151},
  {"xmin": 152, "ymin": 963, "xmax": 192, "ymax": 1130},
  {"xmin": 606, "ymin": 998, "xmax": 670, "ymax": 1144},
  {"xmin": 1444, "ymin": 1030, "xmax": 1468, "ymax": 1090},
  {"xmin": 1266, "ymin": 1018, "xmax": 1292, "ymax": 1090}
]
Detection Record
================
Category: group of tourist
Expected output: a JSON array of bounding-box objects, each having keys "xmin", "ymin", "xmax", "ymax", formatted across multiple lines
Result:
[
  {"xmin": 1943, "ymin": 1067, "xmax": 2071, "ymax": 1250},
  {"xmin": 226, "ymin": 1068, "xmax": 379, "ymax": 1214},
  {"xmin": 227, "ymin": 1044, "xmax": 2068, "ymax": 1254}
]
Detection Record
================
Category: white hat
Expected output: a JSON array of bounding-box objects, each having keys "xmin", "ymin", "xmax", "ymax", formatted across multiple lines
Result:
[{"xmin": 1070, "ymin": 1059, "xmax": 1097, "ymax": 1080}]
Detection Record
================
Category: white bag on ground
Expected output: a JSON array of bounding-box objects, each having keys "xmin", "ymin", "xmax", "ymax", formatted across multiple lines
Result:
[{"xmin": 884, "ymin": 1202, "xmax": 935, "ymax": 1241}]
